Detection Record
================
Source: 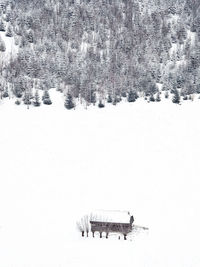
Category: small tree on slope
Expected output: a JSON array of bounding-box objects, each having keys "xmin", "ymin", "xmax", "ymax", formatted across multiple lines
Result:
[
  {"xmin": 149, "ymin": 94, "xmax": 155, "ymax": 102},
  {"xmin": 43, "ymin": 90, "xmax": 52, "ymax": 105},
  {"xmin": 23, "ymin": 91, "xmax": 31, "ymax": 107},
  {"xmin": 33, "ymin": 90, "xmax": 41, "ymax": 106},
  {"xmin": 0, "ymin": 36, "xmax": 6, "ymax": 52},
  {"xmin": 64, "ymin": 93, "xmax": 75, "ymax": 109},
  {"xmin": 156, "ymin": 92, "xmax": 161, "ymax": 102},
  {"xmin": 0, "ymin": 20, "xmax": 5, "ymax": 31},
  {"xmin": 98, "ymin": 100, "xmax": 105, "ymax": 108},
  {"xmin": 107, "ymin": 94, "xmax": 112, "ymax": 103},
  {"xmin": 5, "ymin": 24, "xmax": 13, "ymax": 37},
  {"xmin": 172, "ymin": 89, "xmax": 180, "ymax": 104},
  {"xmin": 128, "ymin": 90, "xmax": 137, "ymax": 102},
  {"xmin": 2, "ymin": 86, "xmax": 9, "ymax": 98}
]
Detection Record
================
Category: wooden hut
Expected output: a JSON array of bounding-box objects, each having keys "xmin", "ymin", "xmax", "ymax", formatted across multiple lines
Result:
[{"xmin": 90, "ymin": 210, "xmax": 134, "ymax": 239}]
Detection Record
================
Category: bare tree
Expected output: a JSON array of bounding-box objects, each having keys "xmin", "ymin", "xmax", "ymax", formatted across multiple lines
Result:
[{"xmin": 77, "ymin": 215, "xmax": 91, "ymax": 237}]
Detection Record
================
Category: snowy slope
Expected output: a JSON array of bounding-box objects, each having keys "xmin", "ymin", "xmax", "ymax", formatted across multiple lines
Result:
[
  {"xmin": 0, "ymin": 91, "xmax": 200, "ymax": 267},
  {"xmin": 0, "ymin": 30, "xmax": 18, "ymax": 60}
]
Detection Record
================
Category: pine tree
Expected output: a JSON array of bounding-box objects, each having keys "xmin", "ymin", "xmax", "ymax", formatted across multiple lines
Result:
[
  {"xmin": 14, "ymin": 81, "xmax": 23, "ymax": 98},
  {"xmin": 0, "ymin": 36, "xmax": 6, "ymax": 52},
  {"xmin": 2, "ymin": 87, "xmax": 9, "ymax": 98},
  {"xmin": 90, "ymin": 90, "xmax": 96, "ymax": 105},
  {"xmin": 33, "ymin": 90, "xmax": 41, "ymax": 106},
  {"xmin": 5, "ymin": 12, "xmax": 11, "ymax": 22},
  {"xmin": 15, "ymin": 99, "xmax": 21, "ymax": 105},
  {"xmin": 189, "ymin": 94, "xmax": 193, "ymax": 101},
  {"xmin": 128, "ymin": 90, "xmax": 137, "ymax": 102},
  {"xmin": 43, "ymin": 90, "xmax": 52, "ymax": 105},
  {"xmin": 149, "ymin": 94, "xmax": 155, "ymax": 102},
  {"xmin": 23, "ymin": 91, "xmax": 31, "ymax": 106},
  {"xmin": 15, "ymin": 88, "xmax": 23, "ymax": 98},
  {"xmin": 0, "ymin": 19, "xmax": 5, "ymax": 31},
  {"xmin": 156, "ymin": 92, "xmax": 161, "ymax": 102},
  {"xmin": 165, "ymin": 91, "xmax": 169, "ymax": 99},
  {"xmin": 172, "ymin": 89, "xmax": 180, "ymax": 104},
  {"xmin": 5, "ymin": 25, "xmax": 13, "ymax": 37},
  {"xmin": 112, "ymin": 96, "xmax": 117, "ymax": 105},
  {"xmin": 183, "ymin": 94, "xmax": 188, "ymax": 100},
  {"xmin": 64, "ymin": 93, "xmax": 75, "ymax": 109},
  {"xmin": 98, "ymin": 100, "xmax": 105, "ymax": 108},
  {"xmin": 107, "ymin": 94, "xmax": 112, "ymax": 103},
  {"xmin": 113, "ymin": 95, "xmax": 121, "ymax": 105},
  {"xmin": 27, "ymin": 30, "xmax": 34, "ymax": 43},
  {"xmin": 121, "ymin": 91, "xmax": 127, "ymax": 98}
]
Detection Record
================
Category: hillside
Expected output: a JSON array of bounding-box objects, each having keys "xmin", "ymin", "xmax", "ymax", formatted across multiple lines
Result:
[{"xmin": 0, "ymin": 0, "xmax": 200, "ymax": 108}]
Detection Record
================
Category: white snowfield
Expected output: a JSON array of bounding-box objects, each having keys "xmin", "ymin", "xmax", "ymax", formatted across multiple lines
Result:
[{"xmin": 0, "ymin": 90, "xmax": 200, "ymax": 267}]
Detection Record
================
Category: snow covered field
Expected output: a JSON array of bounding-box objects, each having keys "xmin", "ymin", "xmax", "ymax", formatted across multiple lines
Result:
[{"xmin": 0, "ymin": 91, "xmax": 200, "ymax": 267}]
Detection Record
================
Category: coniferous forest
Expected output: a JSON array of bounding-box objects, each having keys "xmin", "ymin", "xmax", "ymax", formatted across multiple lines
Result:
[{"xmin": 0, "ymin": 0, "xmax": 200, "ymax": 108}]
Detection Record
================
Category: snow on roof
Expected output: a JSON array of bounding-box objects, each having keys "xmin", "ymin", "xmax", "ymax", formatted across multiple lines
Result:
[{"xmin": 90, "ymin": 210, "xmax": 131, "ymax": 224}]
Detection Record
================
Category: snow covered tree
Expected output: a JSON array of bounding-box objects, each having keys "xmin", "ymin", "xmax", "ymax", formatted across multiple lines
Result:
[
  {"xmin": 0, "ymin": 36, "xmax": 6, "ymax": 52},
  {"xmin": 0, "ymin": 19, "xmax": 5, "ymax": 31},
  {"xmin": 121, "ymin": 91, "xmax": 127, "ymax": 98},
  {"xmin": 172, "ymin": 89, "xmax": 180, "ymax": 104},
  {"xmin": 15, "ymin": 99, "xmax": 21, "ymax": 105},
  {"xmin": 98, "ymin": 100, "xmax": 105, "ymax": 108},
  {"xmin": 156, "ymin": 92, "xmax": 161, "ymax": 102},
  {"xmin": 33, "ymin": 90, "xmax": 41, "ymax": 106},
  {"xmin": 113, "ymin": 95, "xmax": 121, "ymax": 105},
  {"xmin": 64, "ymin": 93, "xmax": 75, "ymax": 110},
  {"xmin": 107, "ymin": 94, "xmax": 112, "ymax": 103},
  {"xmin": 90, "ymin": 90, "xmax": 96, "ymax": 105},
  {"xmin": 128, "ymin": 90, "xmax": 138, "ymax": 102},
  {"xmin": 2, "ymin": 87, "xmax": 9, "ymax": 98},
  {"xmin": 43, "ymin": 90, "xmax": 52, "ymax": 105},
  {"xmin": 5, "ymin": 24, "xmax": 13, "ymax": 37},
  {"xmin": 27, "ymin": 30, "xmax": 34, "ymax": 43},
  {"xmin": 183, "ymin": 94, "xmax": 188, "ymax": 100},
  {"xmin": 13, "ymin": 81, "xmax": 23, "ymax": 98},
  {"xmin": 23, "ymin": 91, "xmax": 31, "ymax": 106},
  {"xmin": 5, "ymin": 12, "xmax": 11, "ymax": 22},
  {"xmin": 149, "ymin": 94, "xmax": 155, "ymax": 102},
  {"xmin": 165, "ymin": 91, "xmax": 169, "ymax": 99}
]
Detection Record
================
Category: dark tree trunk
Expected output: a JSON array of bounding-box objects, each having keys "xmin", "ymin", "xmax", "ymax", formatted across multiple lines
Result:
[
  {"xmin": 100, "ymin": 232, "xmax": 102, "ymax": 238},
  {"xmin": 92, "ymin": 231, "xmax": 95, "ymax": 238},
  {"xmin": 124, "ymin": 234, "xmax": 127, "ymax": 240},
  {"xmin": 106, "ymin": 232, "xmax": 109, "ymax": 239},
  {"xmin": 82, "ymin": 231, "xmax": 84, "ymax": 237}
]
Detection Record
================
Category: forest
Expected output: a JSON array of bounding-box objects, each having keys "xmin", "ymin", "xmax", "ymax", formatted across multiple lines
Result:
[{"xmin": 0, "ymin": 0, "xmax": 200, "ymax": 108}]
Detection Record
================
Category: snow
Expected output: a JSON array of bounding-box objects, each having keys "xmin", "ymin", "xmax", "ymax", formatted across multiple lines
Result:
[
  {"xmin": 90, "ymin": 210, "xmax": 131, "ymax": 223},
  {"xmin": 0, "ymin": 90, "xmax": 200, "ymax": 267},
  {"xmin": 0, "ymin": 30, "xmax": 18, "ymax": 60},
  {"xmin": 187, "ymin": 29, "xmax": 196, "ymax": 45},
  {"xmin": 168, "ymin": 14, "xmax": 179, "ymax": 24}
]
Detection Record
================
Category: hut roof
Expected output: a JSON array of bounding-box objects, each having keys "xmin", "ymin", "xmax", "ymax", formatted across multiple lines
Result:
[{"xmin": 90, "ymin": 210, "xmax": 131, "ymax": 224}]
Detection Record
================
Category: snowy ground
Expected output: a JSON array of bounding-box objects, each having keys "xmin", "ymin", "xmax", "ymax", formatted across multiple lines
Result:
[
  {"xmin": 0, "ymin": 91, "xmax": 200, "ymax": 267},
  {"xmin": 0, "ymin": 29, "xmax": 18, "ymax": 59}
]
